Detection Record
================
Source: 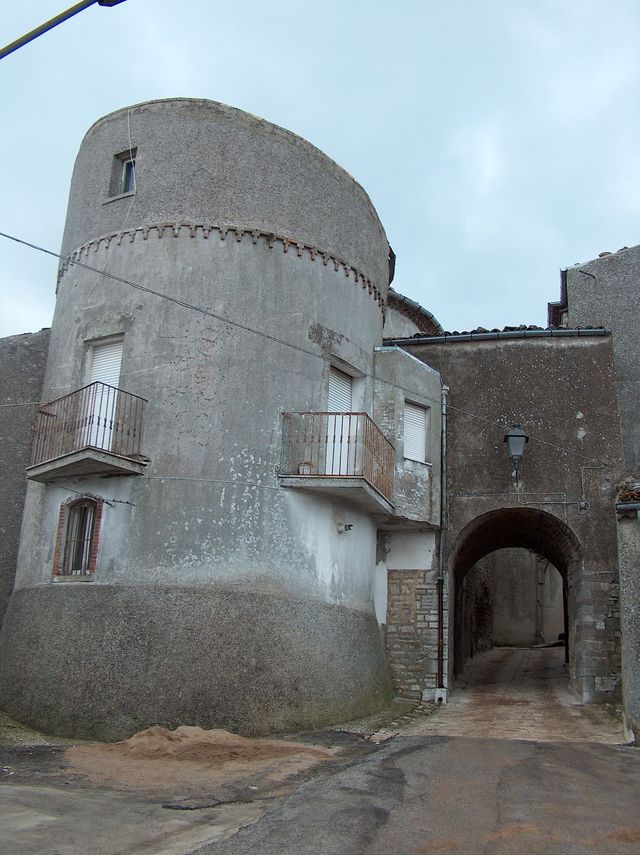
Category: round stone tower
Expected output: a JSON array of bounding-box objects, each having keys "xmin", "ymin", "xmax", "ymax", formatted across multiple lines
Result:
[{"xmin": 0, "ymin": 99, "xmax": 394, "ymax": 738}]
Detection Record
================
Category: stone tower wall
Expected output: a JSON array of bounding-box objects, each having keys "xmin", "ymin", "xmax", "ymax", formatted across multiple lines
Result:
[{"xmin": 0, "ymin": 100, "xmax": 393, "ymax": 738}]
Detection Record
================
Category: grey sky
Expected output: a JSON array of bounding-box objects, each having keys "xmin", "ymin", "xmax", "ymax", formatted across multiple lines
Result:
[{"xmin": 1, "ymin": 0, "xmax": 639, "ymax": 337}]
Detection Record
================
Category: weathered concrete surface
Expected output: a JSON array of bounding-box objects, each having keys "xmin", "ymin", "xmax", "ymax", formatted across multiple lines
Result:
[
  {"xmin": 5, "ymin": 737, "xmax": 639, "ymax": 855},
  {"xmin": 373, "ymin": 346, "xmax": 442, "ymax": 526},
  {"xmin": 464, "ymin": 549, "xmax": 564, "ymax": 649},
  {"xmin": 616, "ymin": 511, "xmax": 640, "ymax": 740},
  {"xmin": 5, "ymin": 738, "xmax": 640, "ymax": 855},
  {"xmin": 401, "ymin": 334, "xmax": 625, "ymax": 702},
  {"xmin": 61, "ymin": 98, "xmax": 390, "ymax": 290},
  {"xmin": 564, "ymin": 246, "xmax": 640, "ymax": 471},
  {"xmin": 3, "ymin": 100, "xmax": 396, "ymax": 738},
  {"xmin": 487, "ymin": 551, "xmax": 556, "ymax": 646},
  {"xmin": 0, "ymin": 329, "xmax": 50, "ymax": 626},
  {"xmin": 0, "ymin": 585, "xmax": 392, "ymax": 740}
]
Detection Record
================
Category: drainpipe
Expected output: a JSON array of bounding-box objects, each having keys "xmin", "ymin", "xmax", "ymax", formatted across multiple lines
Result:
[{"xmin": 435, "ymin": 384, "xmax": 449, "ymax": 703}]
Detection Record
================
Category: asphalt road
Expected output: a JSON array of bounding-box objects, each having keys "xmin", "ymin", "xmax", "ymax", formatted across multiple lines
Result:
[
  {"xmin": 2, "ymin": 649, "xmax": 636, "ymax": 854},
  {"xmin": 200, "ymin": 735, "xmax": 640, "ymax": 855},
  {"xmin": 199, "ymin": 649, "xmax": 635, "ymax": 855}
]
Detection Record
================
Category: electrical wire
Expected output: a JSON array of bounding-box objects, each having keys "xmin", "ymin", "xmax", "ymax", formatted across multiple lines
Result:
[
  {"xmin": 444, "ymin": 402, "xmax": 610, "ymax": 464},
  {"xmin": 137, "ymin": 474, "xmax": 282, "ymax": 491},
  {"xmin": 49, "ymin": 481, "xmax": 134, "ymax": 506},
  {"xmin": 0, "ymin": 229, "xmax": 327, "ymax": 365},
  {"xmin": 82, "ymin": 108, "xmax": 137, "ymax": 304},
  {"xmin": 374, "ymin": 372, "xmax": 611, "ymax": 465},
  {"xmin": 0, "ymin": 400, "xmax": 43, "ymax": 407},
  {"xmin": 0, "ymin": 230, "xmax": 616, "ymax": 466},
  {"xmin": 3, "ymin": 466, "xmax": 134, "ymax": 506}
]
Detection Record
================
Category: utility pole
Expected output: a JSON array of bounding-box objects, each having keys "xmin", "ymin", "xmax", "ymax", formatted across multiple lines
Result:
[{"xmin": 0, "ymin": 1, "xmax": 127, "ymax": 60}]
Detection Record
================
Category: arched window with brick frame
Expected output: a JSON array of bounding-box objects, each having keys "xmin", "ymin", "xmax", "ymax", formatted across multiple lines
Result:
[{"xmin": 52, "ymin": 496, "xmax": 103, "ymax": 577}]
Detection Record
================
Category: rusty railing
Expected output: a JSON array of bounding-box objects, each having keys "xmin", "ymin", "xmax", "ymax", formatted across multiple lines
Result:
[
  {"xmin": 31, "ymin": 381, "xmax": 147, "ymax": 467},
  {"xmin": 281, "ymin": 412, "xmax": 394, "ymax": 503}
]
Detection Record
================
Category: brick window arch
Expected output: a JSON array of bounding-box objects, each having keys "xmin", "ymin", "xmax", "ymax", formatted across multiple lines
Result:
[{"xmin": 52, "ymin": 496, "xmax": 103, "ymax": 577}]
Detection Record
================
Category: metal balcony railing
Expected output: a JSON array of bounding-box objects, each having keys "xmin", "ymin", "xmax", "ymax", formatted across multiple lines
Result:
[
  {"xmin": 31, "ymin": 381, "xmax": 147, "ymax": 467},
  {"xmin": 281, "ymin": 412, "xmax": 394, "ymax": 503}
]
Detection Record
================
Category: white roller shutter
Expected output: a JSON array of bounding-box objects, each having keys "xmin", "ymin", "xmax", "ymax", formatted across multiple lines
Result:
[
  {"xmin": 86, "ymin": 340, "xmax": 123, "ymax": 451},
  {"xmin": 90, "ymin": 340, "xmax": 123, "ymax": 387},
  {"xmin": 328, "ymin": 367, "xmax": 352, "ymax": 413},
  {"xmin": 404, "ymin": 401, "xmax": 427, "ymax": 463}
]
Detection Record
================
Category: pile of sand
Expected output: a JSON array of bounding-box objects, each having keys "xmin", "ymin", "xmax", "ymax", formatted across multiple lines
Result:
[
  {"xmin": 65, "ymin": 725, "xmax": 334, "ymax": 794},
  {"xmin": 109, "ymin": 724, "xmax": 329, "ymax": 763}
]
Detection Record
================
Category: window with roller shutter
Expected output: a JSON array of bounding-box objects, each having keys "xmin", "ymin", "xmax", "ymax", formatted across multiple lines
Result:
[
  {"xmin": 404, "ymin": 401, "xmax": 428, "ymax": 463},
  {"xmin": 328, "ymin": 367, "xmax": 353, "ymax": 412},
  {"xmin": 85, "ymin": 339, "xmax": 123, "ymax": 451},
  {"xmin": 326, "ymin": 367, "xmax": 354, "ymax": 475},
  {"xmin": 89, "ymin": 339, "xmax": 123, "ymax": 387}
]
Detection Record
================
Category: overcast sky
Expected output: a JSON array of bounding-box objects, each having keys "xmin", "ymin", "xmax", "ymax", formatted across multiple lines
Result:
[{"xmin": 1, "ymin": 1, "xmax": 639, "ymax": 337}]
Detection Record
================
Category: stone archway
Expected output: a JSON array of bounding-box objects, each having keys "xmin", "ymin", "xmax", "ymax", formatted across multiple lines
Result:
[{"xmin": 449, "ymin": 507, "xmax": 583, "ymax": 696}]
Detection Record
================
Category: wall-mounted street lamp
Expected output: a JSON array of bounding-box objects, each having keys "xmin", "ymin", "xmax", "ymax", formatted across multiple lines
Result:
[{"xmin": 504, "ymin": 423, "xmax": 529, "ymax": 486}]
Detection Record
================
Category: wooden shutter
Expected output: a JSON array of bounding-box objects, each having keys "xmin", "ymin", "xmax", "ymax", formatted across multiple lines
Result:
[
  {"xmin": 328, "ymin": 367, "xmax": 352, "ymax": 413},
  {"xmin": 404, "ymin": 401, "xmax": 427, "ymax": 463},
  {"xmin": 90, "ymin": 340, "xmax": 123, "ymax": 387}
]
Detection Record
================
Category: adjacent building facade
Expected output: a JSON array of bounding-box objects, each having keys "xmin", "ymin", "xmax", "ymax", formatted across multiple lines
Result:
[{"xmin": 0, "ymin": 99, "xmax": 637, "ymax": 741}]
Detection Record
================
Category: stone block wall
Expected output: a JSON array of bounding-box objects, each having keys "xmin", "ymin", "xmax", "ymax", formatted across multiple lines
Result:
[
  {"xmin": 461, "ymin": 560, "xmax": 494, "ymax": 659},
  {"xmin": 385, "ymin": 567, "xmax": 447, "ymax": 699}
]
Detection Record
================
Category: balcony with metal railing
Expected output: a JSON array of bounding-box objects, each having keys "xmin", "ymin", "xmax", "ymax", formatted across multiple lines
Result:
[
  {"xmin": 26, "ymin": 381, "xmax": 148, "ymax": 482},
  {"xmin": 279, "ymin": 411, "xmax": 394, "ymax": 513}
]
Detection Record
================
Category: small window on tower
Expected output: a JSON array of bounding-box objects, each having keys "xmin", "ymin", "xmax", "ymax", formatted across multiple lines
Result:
[
  {"xmin": 110, "ymin": 148, "xmax": 137, "ymax": 197},
  {"xmin": 121, "ymin": 157, "xmax": 136, "ymax": 194}
]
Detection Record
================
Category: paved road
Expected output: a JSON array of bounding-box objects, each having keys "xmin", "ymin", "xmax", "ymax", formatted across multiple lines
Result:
[
  {"xmin": 200, "ymin": 649, "xmax": 635, "ymax": 854},
  {"xmin": 201, "ymin": 736, "xmax": 640, "ymax": 855},
  {"xmin": 0, "ymin": 784, "xmax": 264, "ymax": 855},
  {"xmin": 400, "ymin": 647, "xmax": 626, "ymax": 744},
  {"xmin": 1, "ymin": 649, "xmax": 636, "ymax": 854}
]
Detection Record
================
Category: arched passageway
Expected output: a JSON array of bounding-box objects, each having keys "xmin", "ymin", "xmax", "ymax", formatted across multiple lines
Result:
[
  {"xmin": 449, "ymin": 507, "xmax": 582, "ymax": 693},
  {"xmin": 460, "ymin": 548, "xmax": 564, "ymax": 658}
]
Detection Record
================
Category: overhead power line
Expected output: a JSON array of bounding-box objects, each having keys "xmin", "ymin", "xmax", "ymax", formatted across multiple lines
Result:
[
  {"xmin": 0, "ymin": 229, "xmax": 326, "ymax": 363},
  {"xmin": 0, "ymin": 230, "xmax": 609, "ymax": 465},
  {"xmin": 0, "ymin": 0, "xmax": 127, "ymax": 61}
]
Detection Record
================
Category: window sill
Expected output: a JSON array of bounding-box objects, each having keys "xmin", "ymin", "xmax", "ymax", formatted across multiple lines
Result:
[
  {"xmin": 52, "ymin": 574, "xmax": 95, "ymax": 583},
  {"xmin": 103, "ymin": 191, "xmax": 135, "ymax": 205},
  {"xmin": 403, "ymin": 458, "xmax": 432, "ymax": 467}
]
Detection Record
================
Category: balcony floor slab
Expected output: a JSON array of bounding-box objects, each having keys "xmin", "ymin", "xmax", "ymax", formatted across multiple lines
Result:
[
  {"xmin": 26, "ymin": 448, "xmax": 147, "ymax": 483},
  {"xmin": 278, "ymin": 475, "xmax": 394, "ymax": 515}
]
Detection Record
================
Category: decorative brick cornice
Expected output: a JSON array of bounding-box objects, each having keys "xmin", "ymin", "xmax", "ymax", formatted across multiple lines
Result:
[{"xmin": 58, "ymin": 222, "xmax": 386, "ymax": 311}]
